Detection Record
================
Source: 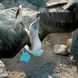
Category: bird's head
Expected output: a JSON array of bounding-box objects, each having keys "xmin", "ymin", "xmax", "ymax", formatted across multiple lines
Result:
[{"xmin": 29, "ymin": 17, "xmax": 40, "ymax": 32}]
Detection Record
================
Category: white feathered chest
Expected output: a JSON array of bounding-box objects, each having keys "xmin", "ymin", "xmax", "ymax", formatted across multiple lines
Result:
[
  {"xmin": 29, "ymin": 18, "xmax": 42, "ymax": 53},
  {"xmin": 24, "ymin": 18, "xmax": 42, "ymax": 54}
]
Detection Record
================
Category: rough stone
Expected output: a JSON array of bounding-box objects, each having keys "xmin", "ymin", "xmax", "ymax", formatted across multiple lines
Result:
[
  {"xmin": 66, "ymin": 38, "xmax": 72, "ymax": 53},
  {"xmin": 63, "ymin": 0, "xmax": 78, "ymax": 10},
  {"xmin": 0, "ymin": 3, "xmax": 5, "ymax": 10},
  {"xmin": 41, "ymin": 73, "xmax": 60, "ymax": 78},
  {"xmin": 0, "ymin": 0, "xmax": 77, "ymax": 78},
  {"xmin": 2, "ymin": 33, "xmax": 72, "ymax": 78},
  {"xmin": 42, "ymin": 75, "xmax": 60, "ymax": 78},
  {"xmin": 0, "ymin": 60, "xmax": 8, "ymax": 78},
  {"xmin": 71, "ymin": 28, "xmax": 78, "ymax": 56},
  {"xmin": 1, "ymin": 0, "xmax": 37, "ymax": 9},
  {"xmin": 26, "ymin": 0, "xmax": 46, "ymax": 7},
  {"xmin": 8, "ymin": 71, "xmax": 26, "ymax": 78},
  {"xmin": 0, "ymin": 7, "xmax": 38, "ymax": 29},
  {"xmin": 53, "ymin": 44, "xmax": 69, "ymax": 55},
  {"xmin": 46, "ymin": 0, "xmax": 68, "ymax": 7}
]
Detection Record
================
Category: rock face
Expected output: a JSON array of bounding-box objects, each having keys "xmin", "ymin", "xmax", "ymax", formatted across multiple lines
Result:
[
  {"xmin": 0, "ymin": 0, "xmax": 78, "ymax": 78},
  {"xmin": 63, "ymin": 0, "xmax": 78, "ymax": 10},
  {"xmin": 41, "ymin": 73, "xmax": 60, "ymax": 78},
  {"xmin": 53, "ymin": 44, "xmax": 69, "ymax": 55},
  {"xmin": 0, "ymin": 7, "xmax": 38, "ymax": 28},
  {"xmin": 8, "ymin": 71, "xmax": 26, "ymax": 78},
  {"xmin": 27, "ymin": 0, "xmax": 46, "ymax": 7},
  {"xmin": 2, "ymin": 33, "xmax": 74, "ymax": 78},
  {"xmin": 0, "ymin": 60, "xmax": 8, "ymax": 78},
  {"xmin": 71, "ymin": 28, "xmax": 78, "ymax": 56},
  {"xmin": 0, "ymin": 7, "xmax": 38, "ymax": 58},
  {"xmin": 66, "ymin": 38, "xmax": 72, "ymax": 53},
  {"xmin": 0, "ymin": 3, "xmax": 5, "ymax": 10},
  {"xmin": 0, "ymin": 0, "xmax": 37, "ymax": 9},
  {"xmin": 70, "ymin": 28, "xmax": 78, "ymax": 73}
]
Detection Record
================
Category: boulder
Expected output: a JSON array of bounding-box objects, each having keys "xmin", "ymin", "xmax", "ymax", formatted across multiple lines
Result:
[
  {"xmin": 0, "ymin": 3, "xmax": 5, "ymax": 10},
  {"xmin": 63, "ymin": 0, "xmax": 78, "ymax": 11},
  {"xmin": 1, "ymin": 0, "xmax": 37, "ymax": 9},
  {"xmin": 41, "ymin": 73, "xmax": 59, "ymax": 78},
  {"xmin": 0, "ymin": 7, "xmax": 38, "ymax": 30},
  {"xmin": 53, "ymin": 44, "xmax": 69, "ymax": 55},
  {"xmin": 71, "ymin": 28, "xmax": 78, "ymax": 56},
  {"xmin": 0, "ymin": 60, "xmax": 8, "ymax": 78},
  {"xmin": 26, "ymin": 0, "xmax": 46, "ymax": 7},
  {"xmin": 0, "ymin": 7, "xmax": 38, "ymax": 58},
  {"xmin": 8, "ymin": 71, "xmax": 26, "ymax": 78}
]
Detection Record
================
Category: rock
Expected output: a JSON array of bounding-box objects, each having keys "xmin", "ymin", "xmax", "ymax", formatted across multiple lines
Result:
[
  {"xmin": 1, "ymin": 0, "xmax": 37, "ymax": 9},
  {"xmin": 0, "ymin": 60, "xmax": 8, "ymax": 78},
  {"xmin": 26, "ymin": 0, "xmax": 46, "ymax": 7},
  {"xmin": 0, "ymin": 7, "xmax": 38, "ymax": 58},
  {"xmin": 63, "ymin": 0, "xmax": 78, "ymax": 11},
  {"xmin": 17, "ymin": 0, "xmax": 37, "ymax": 9},
  {"xmin": 49, "ymin": 8, "xmax": 57, "ymax": 12},
  {"xmin": 0, "ymin": 3, "xmax": 5, "ymax": 10},
  {"xmin": 42, "ymin": 75, "xmax": 60, "ymax": 78},
  {"xmin": 59, "ymin": 64, "xmax": 68, "ymax": 68},
  {"xmin": 71, "ymin": 28, "xmax": 78, "ymax": 56},
  {"xmin": 39, "ymin": 7, "xmax": 48, "ymax": 13},
  {"xmin": 8, "ymin": 71, "xmax": 26, "ymax": 78},
  {"xmin": 66, "ymin": 38, "xmax": 72, "ymax": 53},
  {"xmin": 46, "ymin": 0, "xmax": 68, "ymax": 8},
  {"xmin": 53, "ymin": 44, "xmax": 69, "ymax": 55},
  {"xmin": 22, "ymin": 8, "xmax": 38, "ymax": 29},
  {"xmin": 41, "ymin": 73, "xmax": 60, "ymax": 78},
  {"xmin": 1, "ymin": 0, "xmax": 18, "ymax": 9},
  {"xmin": 0, "ymin": 60, "xmax": 5, "ymax": 67},
  {"xmin": 48, "ymin": 76, "xmax": 60, "ymax": 78},
  {"xmin": 0, "ymin": 7, "xmax": 38, "ymax": 29},
  {"xmin": 60, "ymin": 0, "xmax": 68, "ymax": 3},
  {"xmin": 70, "ymin": 29, "xmax": 78, "ymax": 72}
]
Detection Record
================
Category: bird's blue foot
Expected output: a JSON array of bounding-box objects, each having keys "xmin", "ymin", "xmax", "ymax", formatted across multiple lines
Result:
[
  {"xmin": 32, "ymin": 49, "xmax": 43, "ymax": 56},
  {"xmin": 20, "ymin": 49, "xmax": 30, "ymax": 62}
]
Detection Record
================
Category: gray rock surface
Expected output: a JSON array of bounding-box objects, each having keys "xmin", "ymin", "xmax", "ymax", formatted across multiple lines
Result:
[
  {"xmin": 26, "ymin": 0, "xmax": 46, "ymax": 7},
  {"xmin": 71, "ymin": 28, "xmax": 78, "ymax": 56},
  {"xmin": 41, "ymin": 73, "xmax": 60, "ymax": 78},
  {"xmin": 0, "ymin": 3, "xmax": 5, "ymax": 10},
  {"xmin": 8, "ymin": 71, "xmax": 26, "ymax": 78},
  {"xmin": 53, "ymin": 44, "xmax": 69, "ymax": 55},
  {"xmin": 0, "ymin": 60, "xmax": 8, "ymax": 78},
  {"xmin": 1, "ymin": 0, "xmax": 37, "ymax": 9},
  {"xmin": 63, "ymin": 0, "xmax": 78, "ymax": 10},
  {"xmin": 0, "ymin": 7, "xmax": 38, "ymax": 29},
  {"xmin": 0, "ymin": 0, "xmax": 78, "ymax": 78},
  {"xmin": 2, "ymin": 33, "xmax": 76, "ymax": 78}
]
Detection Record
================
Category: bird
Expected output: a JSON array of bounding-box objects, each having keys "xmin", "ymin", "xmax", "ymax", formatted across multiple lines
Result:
[{"xmin": 20, "ymin": 17, "xmax": 43, "ymax": 62}]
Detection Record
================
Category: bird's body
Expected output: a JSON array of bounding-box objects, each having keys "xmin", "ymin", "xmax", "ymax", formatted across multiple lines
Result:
[{"xmin": 24, "ymin": 17, "xmax": 42, "ymax": 55}]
